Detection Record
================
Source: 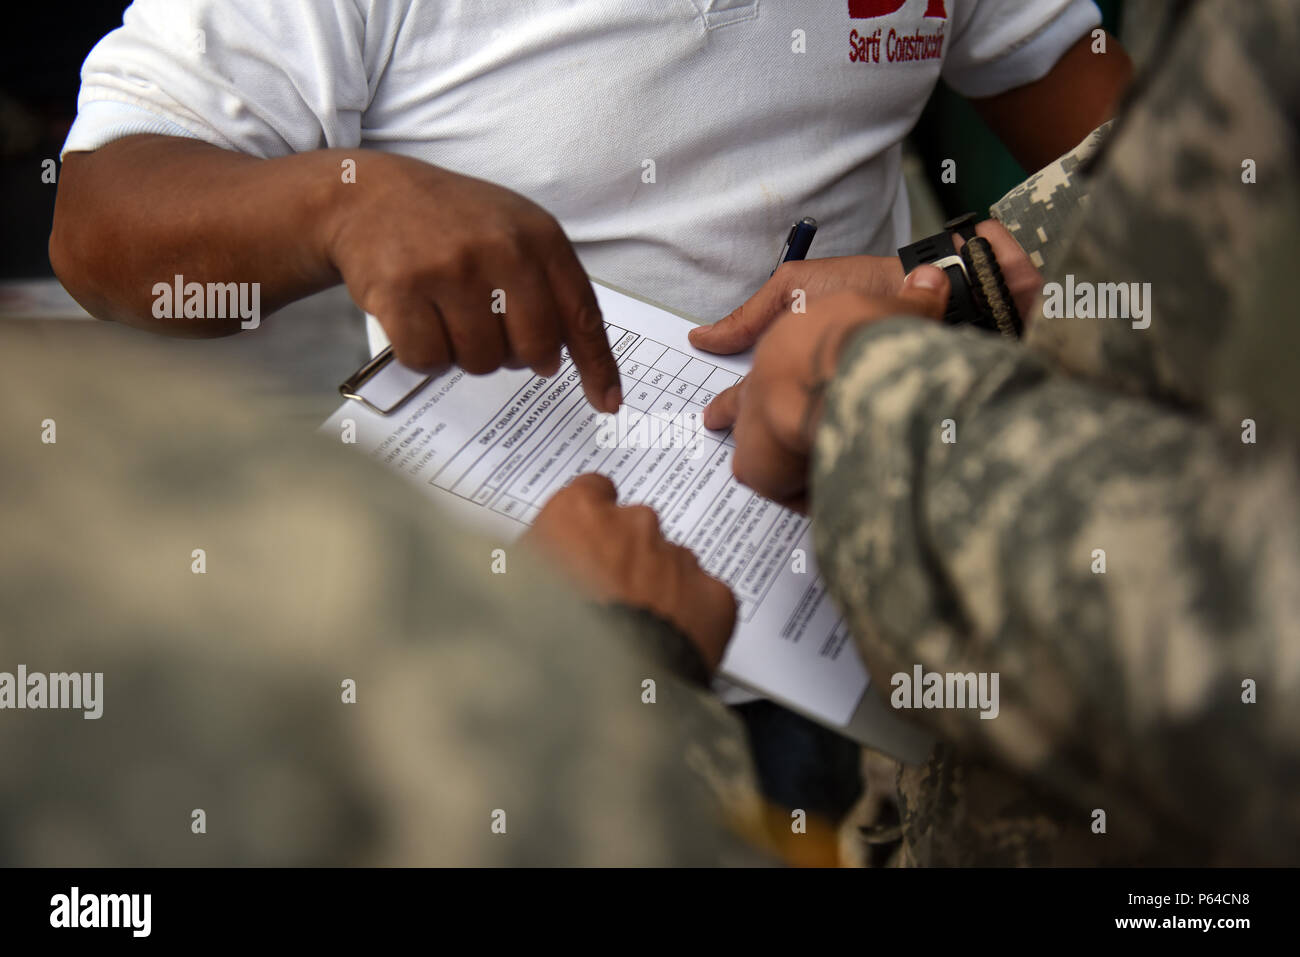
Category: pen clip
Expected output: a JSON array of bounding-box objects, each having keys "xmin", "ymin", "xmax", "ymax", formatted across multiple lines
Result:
[{"xmin": 772, "ymin": 223, "xmax": 799, "ymax": 275}]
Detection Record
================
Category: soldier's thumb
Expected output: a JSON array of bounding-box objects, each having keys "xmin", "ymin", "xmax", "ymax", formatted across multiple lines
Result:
[{"xmin": 899, "ymin": 264, "xmax": 950, "ymax": 321}]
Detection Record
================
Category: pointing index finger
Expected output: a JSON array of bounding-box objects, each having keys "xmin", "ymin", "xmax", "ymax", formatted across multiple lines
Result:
[
  {"xmin": 703, "ymin": 381, "xmax": 744, "ymax": 431},
  {"xmin": 546, "ymin": 245, "xmax": 621, "ymax": 413}
]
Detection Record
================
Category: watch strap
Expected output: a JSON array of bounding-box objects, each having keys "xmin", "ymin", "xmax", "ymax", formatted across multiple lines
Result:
[{"xmin": 899, "ymin": 231, "xmax": 981, "ymax": 327}]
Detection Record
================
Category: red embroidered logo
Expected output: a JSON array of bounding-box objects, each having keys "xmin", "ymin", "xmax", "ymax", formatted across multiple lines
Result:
[
  {"xmin": 848, "ymin": 0, "xmax": 947, "ymax": 64},
  {"xmin": 849, "ymin": 0, "xmax": 947, "ymax": 18}
]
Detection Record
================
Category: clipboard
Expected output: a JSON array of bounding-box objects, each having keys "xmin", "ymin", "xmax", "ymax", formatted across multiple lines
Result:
[
  {"xmin": 334, "ymin": 281, "xmax": 934, "ymax": 762},
  {"xmin": 338, "ymin": 345, "xmax": 432, "ymax": 416}
]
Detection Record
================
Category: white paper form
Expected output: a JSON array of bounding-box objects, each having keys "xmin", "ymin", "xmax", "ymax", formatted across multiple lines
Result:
[{"xmin": 322, "ymin": 284, "xmax": 869, "ymax": 726}]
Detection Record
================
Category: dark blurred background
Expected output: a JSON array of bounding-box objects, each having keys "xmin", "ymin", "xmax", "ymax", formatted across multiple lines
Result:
[{"xmin": 2, "ymin": 3, "xmax": 129, "ymax": 277}]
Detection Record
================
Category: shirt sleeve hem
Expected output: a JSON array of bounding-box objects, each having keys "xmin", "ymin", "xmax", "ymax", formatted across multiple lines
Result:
[
  {"xmin": 943, "ymin": 0, "xmax": 1102, "ymax": 99},
  {"xmin": 61, "ymin": 99, "xmax": 218, "ymax": 158}
]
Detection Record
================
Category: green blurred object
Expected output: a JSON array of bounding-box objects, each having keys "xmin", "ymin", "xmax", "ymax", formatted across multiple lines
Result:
[{"xmin": 909, "ymin": 0, "xmax": 1123, "ymax": 217}]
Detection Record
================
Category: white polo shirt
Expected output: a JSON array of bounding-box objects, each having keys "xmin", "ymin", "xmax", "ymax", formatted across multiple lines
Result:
[{"xmin": 64, "ymin": 0, "xmax": 1099, "ymax": 329}]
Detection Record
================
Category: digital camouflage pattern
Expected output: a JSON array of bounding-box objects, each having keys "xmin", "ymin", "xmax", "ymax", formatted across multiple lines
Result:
[
  {"xmin": 0, "ymin": 322, "xmax": 766, "ymax": 866},
  {"xmin": 813, "ymin": 0, "xmax": 1300, "ymax": 865},
  {"xmin": 988, "ymin": 120, "xmax": 1111, "ymax": 277}
]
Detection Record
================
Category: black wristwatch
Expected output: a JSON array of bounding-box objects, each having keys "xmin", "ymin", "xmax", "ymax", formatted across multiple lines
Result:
[{"xmin": 898, "ymin": 213, "xmax": 1023, "ymax": 338}]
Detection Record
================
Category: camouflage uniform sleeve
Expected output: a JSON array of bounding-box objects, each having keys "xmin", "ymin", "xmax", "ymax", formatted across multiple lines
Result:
[
  {"xmin": 1019, "ymin": 0, "xmax": 1300, "ymax": 432},
  {"xmin": 988, "ymin": 120, "xmax": 1111, "ymax": 278},
  {"xmin": 810, "ymin": 318, "xmax": 1300, "ymax": 863}
]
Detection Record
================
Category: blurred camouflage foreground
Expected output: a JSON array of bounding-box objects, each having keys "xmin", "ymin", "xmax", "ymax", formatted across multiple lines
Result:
[{"xmin": 0, "ymin": 320, "xmax": 767, "ymax": 866}]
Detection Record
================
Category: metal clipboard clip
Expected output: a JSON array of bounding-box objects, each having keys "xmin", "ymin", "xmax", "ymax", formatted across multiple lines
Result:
[{"xmin": 338, "ymin": 345, "xmax": 434, "ymax": 416}]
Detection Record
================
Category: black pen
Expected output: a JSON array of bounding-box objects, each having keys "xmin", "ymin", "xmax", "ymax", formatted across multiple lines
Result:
[{"xmin": 771, "ymin": 216, "xmax": 818, "ymax": 275}]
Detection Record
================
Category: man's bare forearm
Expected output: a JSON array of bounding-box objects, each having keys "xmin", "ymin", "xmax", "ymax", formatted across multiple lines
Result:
[
  {"xmin": 50, "ymin": 135, "xmax": 346, "ymax": 335},
  {"xmin": 48, "ymin": 134, "xmax": 624, "ymax": 409},
  {"xmin": 972, "ymin": 32, "xmax": 1132, "ymax": 173}
]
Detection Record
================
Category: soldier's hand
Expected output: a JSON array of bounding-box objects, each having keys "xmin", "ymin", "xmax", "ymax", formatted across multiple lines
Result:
[
  {"xmin": 688, "ymin": 254, "xmax": 904, "ymax": 355},
  {"xmin": 703, "ymin": 267, "xmax": 950, "ymax": 512},
  {"xmin": 689, "ymin": 221, "xmax": 1041, "ymax": 357},
  {"xmin": 325, "ymin": 152, "xmax": 622, "ymax": 412},
  {"xmin": 954, "ymin": 219, "xmax": 1043, "ymax": 327},
  {"xmin": 523, "ymin": 474, "xmax": 736, "ymax": 673}
]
